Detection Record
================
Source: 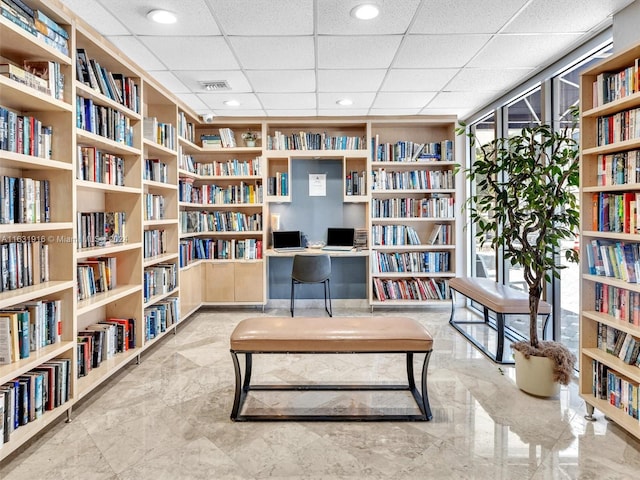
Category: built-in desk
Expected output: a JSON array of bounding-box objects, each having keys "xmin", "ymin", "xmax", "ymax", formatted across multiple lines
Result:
[{"xmin": 265, "ymin": 248, "xmax": 369, "ymax": 301}]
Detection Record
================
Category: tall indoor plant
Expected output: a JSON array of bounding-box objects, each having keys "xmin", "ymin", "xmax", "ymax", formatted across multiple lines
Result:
[{"xmin": 459, "ymin": 109, "xmax": 579, "ymax": 395}]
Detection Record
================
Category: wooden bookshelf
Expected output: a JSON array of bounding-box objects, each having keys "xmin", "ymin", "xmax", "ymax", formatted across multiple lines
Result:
[{"xmin": 579, "ymin": 41, "xmax": 640, "ymax": 440}]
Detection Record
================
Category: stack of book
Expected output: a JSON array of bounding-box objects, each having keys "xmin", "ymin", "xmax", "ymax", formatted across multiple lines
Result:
[{"xmin": 1, "ymin": 0, "xmax": 69, "ymax": 55}]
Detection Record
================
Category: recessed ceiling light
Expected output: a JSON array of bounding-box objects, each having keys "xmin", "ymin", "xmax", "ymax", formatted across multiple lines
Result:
[
  {"xmin": 336, "ymin": 98, "xmax": 353, "ymax": 106},
  {"xmin": 147, "ymin": 9, "xmax": 177, "ymax": 24},
  {"xmin": 350, "ymin": 4, "xmax": 379, "ymax": 20},
  {"xmin": 224, "ymin": 100, "xmax": 240, "ymax": 106}
]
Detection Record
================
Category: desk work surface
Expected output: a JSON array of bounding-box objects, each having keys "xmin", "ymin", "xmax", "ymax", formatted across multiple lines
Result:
[
  {"xmin": 265, "ymin": 248, "xmax": 369, "ymax": 257},
  {"xmin": 230, "ymin": 316, "xmax": 433, "ymax": 352}
]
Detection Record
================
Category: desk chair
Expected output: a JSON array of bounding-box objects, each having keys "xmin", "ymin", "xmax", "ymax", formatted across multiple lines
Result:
[{"xmin": 290, "ymin": 254, "xmax": 332, "ymax": 317}]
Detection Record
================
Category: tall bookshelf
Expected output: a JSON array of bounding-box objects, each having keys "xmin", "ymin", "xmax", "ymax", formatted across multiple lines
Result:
[
  {"xmin": 179, "ymin": 120, "xmax": 266, "ymax": 306},
  {"xmin": 0, "ymin": 0, "xmax": 76, "ymax": 459},
  {"xmin": 369, "ymin": 119, "xmax": 457, "ymax": 306},
  {"xmin": 579, "ymin": 43, "xmax": 640, "ymax": 440}
]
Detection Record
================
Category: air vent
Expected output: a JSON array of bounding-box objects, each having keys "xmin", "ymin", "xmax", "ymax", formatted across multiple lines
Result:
[{"xmin": 200, "ymin": 80, "xmax": 231, "ymax": 91}]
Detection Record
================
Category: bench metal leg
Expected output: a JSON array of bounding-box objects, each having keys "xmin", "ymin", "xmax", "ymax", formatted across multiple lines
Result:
[
  {"xmin": 495, "ymin": 313, "xmax": 505, "ymax": 363},
  {"xmin": 230, "ymin": 351, "xmax": 244, "ymax": 420}
]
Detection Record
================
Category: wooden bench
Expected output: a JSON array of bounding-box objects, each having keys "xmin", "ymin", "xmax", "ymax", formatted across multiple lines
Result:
[
  {"xmin": 448, "ymin": 277, "xmax": 552, "ymax": 364},
  {"xmin": 229, "ymin": 316, "xmax": 434, "ymax": 421}
]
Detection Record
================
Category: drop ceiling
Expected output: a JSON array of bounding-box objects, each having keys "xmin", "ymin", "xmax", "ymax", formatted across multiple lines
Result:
[{"xmin": 58, "ymin": 0, "xmax": 634, "ymax": 120}]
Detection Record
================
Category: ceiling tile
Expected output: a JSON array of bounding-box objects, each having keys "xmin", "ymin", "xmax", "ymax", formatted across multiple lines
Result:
[
  {"xmin": 381, "ymin": 69, "xmax": 458, "ymax": 92},
  {"xmin": 207, "ymin": 0, "xmax": 313, "ymax": 35},
  {"xmin": 245, "ymin": 70, "xmax": 316, "ymax": 93},
  {"xmin": 426, "ymin": 91, "xmax": 499, "ymax": 111},
  {"xmin": 139, "ymin": 36, "xmax": 239, "ymax": 70},
  {"xmin": 372, "ymin": 92, "xmax": 437, "ymax": 109},
  {"xmin": 174, "ymin": 71, "xmax": 252, "ymax": 94},
  {"xmin": 105, "ymin": 36, "xmax": 166, "ymax": 71},
  {"xmin": 198, "ymin": 92, "xmax": 262, "ymax": 110},
  {"xmin": 318, "ymin": 109, "xmax": 371, "ymax": 116},
  {"xmin": 318, "ymin": 36, "xmax": 403, "ymax": 69},
  {"xmin": 504, "ymin": 0, "xmax": 633, "ymax": 33},
  {"xmin": 318, "ymin": 92, "xmax": 376, "ymax": 109},
  {"xmin": 211, "ymin": 109, "xmax": 267, "ymax": 117},
  {"xmin": 411, "ymin": 0, "xmax": 528, "ymax": 34},
  {"xmin": 468, "ymin": 34, "xmax": 583, "ymax": 68},
  {"xmin": 258, "ymin": 93, "xmax": 317, "ymax": 110},
  {"xmin": 147, "ymin": 71, "xmax": 190, "ymax": 93},
  {"xmin": 93, "ymin": 0, "xmax": 220, "ymax": 36},
  {"xmin": 317, "ymin": 0, "xmax": 420, "ymax": 35},
  {"xmin": 59, "ymin": 0, "xmax": 129, "ymax": 35},
  {"xmin": 395, "ymin": 35, "xmax": 491, "ymax": 68},
  {"xmin": 230, "ymin": 37, "xmax": 315, "ymax": 69},
  {"xmin": 317, "ymin": 70, "xmax": 386, "ymax": 92},
  {"xmin": 265, "ymin": 110, "xmax": 317, "ymax": 117},
  {"xmin": 369, "ymin": 108, "xmax": 422, "ymax": 115},
  {"xmin": 176, "ymin": 93, "xmax": 210, "ymax": 112},
  {"xmin": 446, "ymin": 68, "xmax": 534, "ymax": 92}
]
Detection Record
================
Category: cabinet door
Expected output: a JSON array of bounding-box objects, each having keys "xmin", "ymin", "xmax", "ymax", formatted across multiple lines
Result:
[
  {"xmin": 234, "ymin": 262, "xmax": 264, "ymax": 302},
  {"xmin": 204, "ymin": 262, "xmax": 235, "ymax": 302},
  {"xmin": 180, "ymin": 264, "xmax": 202, "ymax": 316}
]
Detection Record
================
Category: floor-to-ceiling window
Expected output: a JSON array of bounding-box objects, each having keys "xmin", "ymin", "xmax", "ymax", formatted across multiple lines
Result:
[{"xmin": 464, "ymin": 40, "xmax": 613, "ymax": 363}]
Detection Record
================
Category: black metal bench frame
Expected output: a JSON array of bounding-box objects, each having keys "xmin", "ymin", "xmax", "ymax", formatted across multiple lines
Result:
[
  {"xmin": 449, "ymin": 286, "xmax": 550, "ymax": 364},
  {"xmin": 230, "ymin": 349, "xmax": 433, "ymax": 421}
]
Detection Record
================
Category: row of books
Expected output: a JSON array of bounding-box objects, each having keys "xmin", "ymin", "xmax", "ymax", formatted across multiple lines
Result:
[
  {"xmin": 371, "ymin": 251, "xmax": 450, "ymax": 274},
  {"xmin": 188, "ymin": 158, "xmax": 263, "ymax": 177},
  {"xmin": 1, "ymin": 0, "xmax": 69, "ymax": 55},
  {"xmin": 144, "ymin": 193, "xmax": 166, "ymax": 221},
  {"xmin": 178, "ymin": 112, "xmax": 195, "ymax": 143},
  {"xmin": 0, "ymin": 106, "xmax": 53, "ymax": 159},
  {"xmin": 593, "ymin": 60, "xmax": 640, "ymax": 108},
  {"xmin": 179, "ymin": 180, "xmax": 263, "ymax": 206},
  {"xmin": 78, "ymin": 318, "xmax": 135, "ymax": 376},
  {"xmin": 266, "ymin": 173, "xmax": 288, "ymax": 196},
  {"xmin": 144, "ymin": 229, "xmax": 167, "ymax": 259},
  {"xmin": 372, "ymin": 277, "xmax": 451, "ymax": 302},
  {"xmin": 585, "ymin": 239, "xmax": 640, "ymax": 283},
  {"xmin": 0, "ymin": 175, "xmax": 50, "ymax": 224},
  {"xmin": 372, "ymin": 138, "xmax": 454, "ymax": 163},
  {"xmin": 596, "ymin": 107, "xmax": 640, "ymax": 147},
  {"xmin": 144, "ymin": 158, "xmax": 169, "ymax": 184},
  {"xmin": 144, "ymin": 117, "xmax": 175, "ymax": 150},
  {"xmin": 371, "ymin": 168, "xmax": 454, "ymax": 191},
  {"xmin": 76, "ymin": 49, "xmax": 139, "ymax": 113},
  {"xmin": 143, "ymin": 263, "xmax": 177, "ymax": 303},
  {"xmin": 345, "ymin": 171, "xmax": 366, "ymax": 196},
  {"xmin": 266, "ymin": 131, "xmax": 366, "ymax": 151},
  {"xmin": 590, "ymin": 191, "xmax": 638, "ymax": 234},
  {"xmin": 0, "ymin": 240, "xmax": 49, "ymax": 292},
  {"xmin": 77, "ymin": 257, "xmax": 116, "ymax": 301},
  {"xmin": 0, "ymin": 60, "xmax": 64, "ymax": 100},
  {"xmin": 180, "ymin": 237, "xmax": 263, "ymax": 264},
  {"xmin": 0, "ymin": 299, "xmax": 61, "ymax": 364},
  {"xmin": 371, "ymin": 194, "xmax": 455, "ymax": 219},
  {"xmin": 596, "ymin": 150, "xmax": 640, "ymax": 186},
  {"xmin": 597, "ymin": 322, "xmax": 640, "ymax": 366},
  {"xmin": 76, "ymin": 96, "xmax": 135, "ymax": 146},
  {"xmin": 0, "ymin": 358, "xmax": 70, "ymax": 446},
  {"xmin": 594, "ymin": 282, "xmax": 640, "ymax": 326},
  {"xmin": 178, "ymin": 149, "xmax": 196, "ymax": 172},
  {"xmin": 77, "ymin": 146, "xmax": 125, "ymax": 186},
  {"xmin": 144, "ymin": 297, "xmax": 179, "ymax": 341},
  {"xmin": 372, "ymin": 224, "xmax": 421, "ymax": 246},
  {"xmin": 179, "ymin": 211, "xmax": 262, "ymax": 234},
  {"xmin": 76, "ymin": 211, "xmax": 127, "ymax": 249},
  {"xmin": 218, "ymin": 128, "xmax": 237, "ymax": 148},
  {"xmin": 592, "ymin": 361, "xmax": 640, "ymax": 421}
]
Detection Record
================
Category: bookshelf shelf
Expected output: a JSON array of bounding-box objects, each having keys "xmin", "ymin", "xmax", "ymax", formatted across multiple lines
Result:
[
  {"xmin": 143, "ymin": 138, "xmax": 176, "ymax": 155},
  {"xmin": 0, "ymin": 280, "xmax": 74, "ymax": 310},
  {"xmin": 0, "ymin": 222, "xmax": 74, "ymax": 233},
  {"xmin": 0, "ymin": 76, "xmax": 72, "ymax": 112},
  {"xmin": 0, "ymin": 15, "xmax": 71, "ymax": 64},
  {"xmin": 76, "ymin": 284, "xmax": 141, "ymax": 316},
  {"xmin": 0, "ymin": 341, "xmax": 74, "ymax": 385},
  {"xmin": 76, "ymin": 179, "xmax": 140, "ymax": 194},
  {"xmin": 178, "ymin": 136, "xmax": 202, "ymax": 153},
  {"xmin": 76, "ymin": 347, "xmax": 142, "ymax": 400},
  {"xmin": 143, "ymin": 179, "xmax": 177, "ymax": 191},
  {"xmin": 143, "ymin": 252, "xmax": 179, "ymax": 267},
  {"xmin": 75, "ymin": 82, "xmax": 141, "ymax": 120},
  {"xmin": 76, "ymin": 129, "xmax": 140, "ymax": 155},
  {"xmin": 579, "ymin": 42, "xmax": 640, "ymax": 440},
  {"xmin": 0, "ymin": 150, "xmax": 73, "ymax": 170},
  {"xmin": 143, "ymin": 287, "xmax": 179, "ymax": 309},
  {"xmin": 76, "ymin": 242, "xmax": 143, "ymax": 259}
]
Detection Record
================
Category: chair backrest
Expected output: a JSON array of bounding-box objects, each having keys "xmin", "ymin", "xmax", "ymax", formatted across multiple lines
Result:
[{"xmin": 292, "ymin": 254, "xmax": 331, "ymax": 283}]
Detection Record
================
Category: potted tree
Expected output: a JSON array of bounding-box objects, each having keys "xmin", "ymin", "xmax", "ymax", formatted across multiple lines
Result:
[{"xmin": 458, "ymin": 109, "xmax": 579, "ymax": 396}]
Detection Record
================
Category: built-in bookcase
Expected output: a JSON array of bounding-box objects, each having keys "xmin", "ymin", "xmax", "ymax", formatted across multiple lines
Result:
[
  {"xmin": 369, "ymin": 119, "xmax": 457, "ymax": 306},
  {"xmin": 579, "ymin": 42, "xmax": 640, "ymax": 440}
]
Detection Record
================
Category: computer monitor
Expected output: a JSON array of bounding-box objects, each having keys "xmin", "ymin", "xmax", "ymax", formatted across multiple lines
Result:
[
  {"xmin": 272, "ymin": 230, "xmax": 302, "ymax": 249},
  {"xmin": 326, "ymin": 227, "xmax": 355, "ymax": 247}
]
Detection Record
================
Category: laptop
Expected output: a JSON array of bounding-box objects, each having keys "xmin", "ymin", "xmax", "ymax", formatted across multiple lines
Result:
[
  {"xmin": 322, "ymin": 227, "xmax": 355, "ymax": 251},
  {"xmin": 272, "ymin": 230, "xmax": 305, "ymax": 252}
]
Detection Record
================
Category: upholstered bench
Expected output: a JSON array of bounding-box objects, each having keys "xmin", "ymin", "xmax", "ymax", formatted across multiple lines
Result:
[
  {"xmin": 229, "ymin": 316, "xmax": 434, "ymax": 421},
  {"xmin": 448, "ymin": 277, "xmax": 552, "ymax": 364}
]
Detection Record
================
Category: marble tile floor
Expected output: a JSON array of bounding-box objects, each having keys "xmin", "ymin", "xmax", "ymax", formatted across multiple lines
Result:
[{"xmin": 1, "ymin": 306, "xmax": 640, "ymax": 479}]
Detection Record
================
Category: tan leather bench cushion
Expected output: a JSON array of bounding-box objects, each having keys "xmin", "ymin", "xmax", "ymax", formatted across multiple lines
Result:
[
  {"xmin": 449, "ymin": 277, "xmax": 551, "ymax": 314},
  {"xmin": 230, "ymin": 316, "xmax": 433, "ymax": 352}
]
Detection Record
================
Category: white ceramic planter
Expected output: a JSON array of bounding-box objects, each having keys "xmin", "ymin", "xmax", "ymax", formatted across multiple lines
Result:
[{"xmin": 514, "ymin": 350, "xmax": 560, "ymax": 397}]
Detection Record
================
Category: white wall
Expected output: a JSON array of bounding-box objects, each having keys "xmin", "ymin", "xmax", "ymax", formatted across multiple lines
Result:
[{"xmin": 613, "ymin": 0, "xmax": 640, "ymax": 52}]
